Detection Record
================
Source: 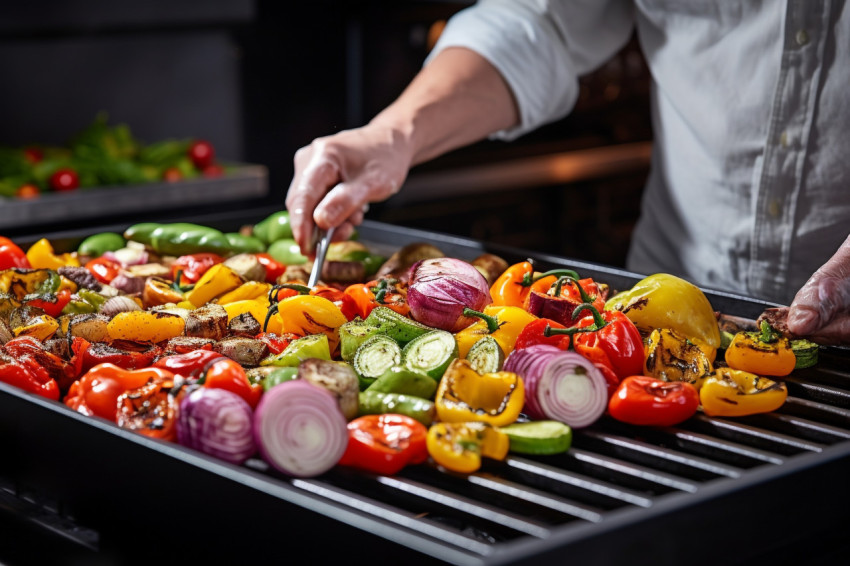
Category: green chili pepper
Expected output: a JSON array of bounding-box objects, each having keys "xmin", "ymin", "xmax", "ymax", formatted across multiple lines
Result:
[
  {"xmin": 253, "ymin": 211, "xmax": 292, "ymax": 244},
  {"xmin": 266, "ymin": 238, "xmax": 307, "ymax": 265},
  {"xmin": 366, "ymin": 366, "xmax": 437, "ymax": 399},
  {"xmin": 149, "ymin": 223, "xmax": 231, "ymax": 256},
  {"xmin": 263, "ymin": 367, "xmax": 299, "ymax": 391},
  {"xmin": 358, "ymin": 391, "xmax": 435, "ymax": 426},
  {"xmin": 77, "ymin": 232, "xmax": 126, "ymax": 257},
  {"xmin": 224, "ymin": 233, "xmax": 266, "ymax": 254},
  {"xmin": 123, "ymin": 223, "xmax": 162, "ymax": 246}
]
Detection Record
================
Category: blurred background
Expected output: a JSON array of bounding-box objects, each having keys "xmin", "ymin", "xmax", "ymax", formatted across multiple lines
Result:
[{"xmin": 0, "ymin": 0, "xmax": 652, "ymax": 268}]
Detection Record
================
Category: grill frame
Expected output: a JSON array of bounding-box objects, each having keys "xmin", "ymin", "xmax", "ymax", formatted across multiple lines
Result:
[{"xmin": 1, "ymin": 217, "xmax": 849, "ymax": 565}]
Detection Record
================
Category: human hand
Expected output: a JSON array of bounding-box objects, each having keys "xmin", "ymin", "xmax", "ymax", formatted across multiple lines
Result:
[
  {"xmin": 787, "ymin": 235, "xmax": 850, "ymax": 344},
  {"xmin": 285, "ymin": 124, "xmax": 413, "ymax": 255}
]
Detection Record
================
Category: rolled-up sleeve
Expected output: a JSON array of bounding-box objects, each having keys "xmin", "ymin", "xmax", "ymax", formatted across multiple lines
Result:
[{"xmin": 427, "ymin": 0, "xmax": 635, "ymax": 140}]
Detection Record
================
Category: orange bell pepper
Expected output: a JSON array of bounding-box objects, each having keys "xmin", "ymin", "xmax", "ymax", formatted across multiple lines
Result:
[
  {"xmin": 724, "ymin": 321, "xmax": 796, "ymax": 377},
  {"xmin": 65, "ymin": 363, "xmax": 175, "ymax": 422}
]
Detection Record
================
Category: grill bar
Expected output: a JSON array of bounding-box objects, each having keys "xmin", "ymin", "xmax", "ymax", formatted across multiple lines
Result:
[{"xmin": 685, "ymin": 414, "xmax": 825, "ymax": 454}]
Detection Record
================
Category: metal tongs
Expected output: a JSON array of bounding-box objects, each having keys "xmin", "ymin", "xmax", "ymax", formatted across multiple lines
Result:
[{"xmin": 307, "ymin": 225, "xmax": 336, "ymax": 287}]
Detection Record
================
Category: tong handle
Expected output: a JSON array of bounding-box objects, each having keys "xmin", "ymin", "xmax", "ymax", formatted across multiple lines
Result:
[{"xmin": 307, "ymin": 226, "xmax": 336, "ymax": 287}]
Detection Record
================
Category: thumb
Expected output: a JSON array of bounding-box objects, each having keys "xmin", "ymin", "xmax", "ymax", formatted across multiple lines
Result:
[{"xmin": 788, "ymin": 235, "xmax": 850, "ymax": 335}]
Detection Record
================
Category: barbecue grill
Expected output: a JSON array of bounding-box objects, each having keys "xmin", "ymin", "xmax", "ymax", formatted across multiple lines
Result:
[{"xmin": 1, "ymin": 214, "xmax": 849, "ymax": 565}]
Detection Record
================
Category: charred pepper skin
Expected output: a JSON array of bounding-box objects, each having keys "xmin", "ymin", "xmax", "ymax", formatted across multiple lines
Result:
[{"xmin": 435, "ymin": 358, "xmax": 524, "ymax": 427}]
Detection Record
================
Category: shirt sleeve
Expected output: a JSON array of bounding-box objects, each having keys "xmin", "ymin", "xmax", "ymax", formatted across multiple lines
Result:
[{"xmin": 426, "ymin": 0, "xmax": 635, "ymax": 140}]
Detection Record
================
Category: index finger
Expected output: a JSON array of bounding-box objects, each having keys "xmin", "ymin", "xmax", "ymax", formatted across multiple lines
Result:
[{"xmin": 286, "ymin": 155, "xmax": 340, "ymax": 255}]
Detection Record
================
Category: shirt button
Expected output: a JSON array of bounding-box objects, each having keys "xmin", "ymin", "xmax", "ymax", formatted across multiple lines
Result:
[
  {"xmin": 768, "ymin": 200, "xmax": 781, "ymax": 218},
  {"xmin": 796, "ymin": 29, "xmax": 809, "ymax": 46}
]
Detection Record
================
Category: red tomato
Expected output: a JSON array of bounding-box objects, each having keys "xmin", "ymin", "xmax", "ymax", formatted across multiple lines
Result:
[
  {"xmin": 608, "ymin": 376, "xmax": 700, "ymax": 427},
  {"xmin": 16, "ymin": 184, "xmax": 40, "ymax": 199},
  {"xmin": 163, "ymin": 167, "xmax": 183, "ymax": 182},
  {"xmin": 49, "ymin": 168, "xmax": 80, "ymax": 192},
  {"xmin": 0, "ymin": 236, "xmax": 31, "ymax": 269},
  {"xmin": 338, "ymin": 414, "xmax": 429, "ymax": 475},
  {"xmin": 23, "ymin": 147, "xmax": 43, "ymax": 164},
  {"xmin": 188, "ymin": 140, "xmax": 215, "ymax": 169},
  {"xmin": 202, "ymin": 357, "xmax": 262, "ymax": 409},
  {"xmin": 171, "ymin": 253, "xmax": 224, "ymax": 284},
  {"xmin": 255, "ymin": 253, "xmax": 285, "ymax": 282},
  {"xmin": 85, "ymin": 257, "xmax": 122, "ymax": 284},
  {"xmin": 202, "ymin": 163, "xmax": 225, "ymax": 178}
]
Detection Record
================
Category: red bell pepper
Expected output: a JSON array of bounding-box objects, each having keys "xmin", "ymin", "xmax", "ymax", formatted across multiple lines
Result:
[
  {"xmin": 64, "ymin": 363, "xmax": 175, "ymax": 422},
  {"xmin": 525, "ymin": 276, "xmax": 606, "ymax": 326},
  {"xmin": 513, "ymin": 318, "xmax": 570, "ymax": 351},
  {"xmin": 0, "ymin": 237, "xmax": 31, "ymax": 269},
  {"xmin": 340, "ymin": 279, "xmax": 408, "ymax": 321},
  {"xmin": 154, "ymin": 348, "xmax": 225, "ymax": 378},
  {"xmin": 199, "ymin": 357, "xmax": 262, "ymax": 409},
  {"xmin": 337, "ymin": 414, "xmax": 428, "ymax": 475},
  {"xmin": 4, "ymin": 336, "xmax": 78, "ymax": 392},
  {"xmin": 0, "ymin": 359, "xmax": 59, "ymax": 400},
  {"xmin": 546, "ymin": 303, "xmax": 644, "ymax": 381},
  {"xmin": 608, "ymin": 375, "xmax": 700, "ymax": 427},
  {"xmin": 255, "ymin": 253, "xmax": 285, "ymax": 282},
  {"xmin": 27, "ymin": 288, "xmax": 72, "ymax": 318},
  {"xmin": 171, "ymin": 253, "xmax": 224, "ymax": 284},
  {"xmin": 116, "ymin": 375, "xmax": 179, "ymax": 441},
  {"xmin": 255, "ymin": 332, "xmax": 298, "ymax": 355},
  {"xmin": 85, "ymin": 257, "xmax": 122, "ymax": 284}
]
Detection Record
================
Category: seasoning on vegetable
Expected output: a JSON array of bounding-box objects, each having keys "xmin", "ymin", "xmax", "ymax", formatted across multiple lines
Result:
[
  {"xmin": 435, "ymin": 358, "xmax": 524, "ymax": 427},
  {"xmin": 724, "ymin": 321, "xmax": 796, "ymax": 377},
  {"xmin": 426, "ymin": 421, "xmax": 509, "ymax": 474},
  {"xmin": 644, "ymin": 328, "xmax": 714, "ymax": 385}
]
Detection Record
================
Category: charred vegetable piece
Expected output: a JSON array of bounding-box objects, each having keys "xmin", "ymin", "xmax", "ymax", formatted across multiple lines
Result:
[
  {"xmin": 724, "ymin": 321, "xmax": 796, "ymax": 377},
  {"xmin": 297, "ymin": 358, "xmax": 359, "ymax": 419},
  {"xmin": 67, "ymin": 313, "xmax": 110, "ymax": 343},
  {"xmin": 261, "ymin": 334, "xmax": 331, "ymax": 367},
  {"xmin": 107, "ymin": 310, "xmax": 185, "ymax": 343},
  {"xmin": 426, "ymin": 421, "xmax": 509, "ymax": 474},
  {"xmin": 364, "ymin": 306, "xmax": 432, "ymax": 346},
  {"xmin": 213, "ymin": 336, "xmax": 270, "ymax": 367},
  {"xmin": 163, "ymin": 336, "xmax": 215, "ymax": 356},
  {"xmin": 185, "ymin": 303, "xmax": 228, "ymax": 341},
  {"xmin": 375, "ymin": 242, "xmax": 443, "ymax": 281},
  {"xmin": 228, "ymin": 312, "xmax": 261, "ymax": 337},
  {"xmin": 644, "ymin": 328, "xmax": 714, "ymax": 385},
  {"xmin": 57, "ymin": 266, "xmax": 102, "ymax": 291},
  {"xmin": 435, "ymin": 358, "xmax": 524, "ymax": 427},
  {"xmin": 465, "ymin": 336, "xmax": 505, "ymax": 374},
  {"xmin": 223, "ymin": 253, "xmax": 267, "ymax": 281},
  {"xmin": 401, "ymin": 330, "xmax": 458, "ymax": 380},
  {"xmin": 339, "ymin": 319, "xmax": 383, "ymax": 362},
  {"xmin": 791, "ymin": 339, "xmax": 819, "ymax": 369},
  {"xmin": 338, "ymin": 414, "xmax": 428, "ymax": 475},
  {"xmin": 116, "ymin": 374, "xmax": 179, "ymax": 441},
  {"xmin": 608, "ymin": 375, "xmax": 700, "ymax": 426},
  {"xmin": 470, "ymin": 253, "xmax": 510, "ymax": 287},
  {"xmin": 699, "ymin": 368, "xmax": 788, "ymax": 417},
  {"xmin": 200, "ymin": 357, "xmax": 263, "ymax": 409},
  {"xmin": 353, "ymin": 334, "xmax": 401, "ymax": 390}
]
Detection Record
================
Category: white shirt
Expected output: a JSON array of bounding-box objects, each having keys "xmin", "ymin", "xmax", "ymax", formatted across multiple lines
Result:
[{"xmin": 429, "ymin": 0, "xmax": 850, "ymax": 305}]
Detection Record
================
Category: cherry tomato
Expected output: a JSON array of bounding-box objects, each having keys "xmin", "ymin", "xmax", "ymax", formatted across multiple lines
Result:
[
  {"xmin": 85, "ymin": 257, "xmax": 122, "ymax": 284},
  {"xmin": 608, "ymin": 376, "xmax": 700, "ymax": 427},
  {"xmin": 16, "ymin": 184, "xmax": 40, "ymax": 199},
  {"xmin": 202, "ymin": 163, "xmax": 225, "ymax": 178},
  {"xmin": 188, "ymin": 140, "xmax": 215, "ymax": 169},
  {"xmin": 202, "ymin": 357, "xmax": 262, "ymax": 409},
  {"xmin": 338, "ymin": 414, "xmax": 428, "ymax": 475},
  {"xmin": 163, "ymin": 167, "xmax": 183, "ymax": 182},
  {"xmin": 116, "ymin": 376, "xmax": 179, "ymax": 441},
  {"xmin": 49, "ymin": 168, "xmax": 80, "ymax": 192}
]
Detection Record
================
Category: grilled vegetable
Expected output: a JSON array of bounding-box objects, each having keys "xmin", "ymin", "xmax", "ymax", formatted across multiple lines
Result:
[
  {"xmin": 65, "ymin": 363, "xmax": 173, "ymax": 421},
  {"xmin": 358, "ymin": 391, "xmax": 435, "ymax": 426},
  {"xmin": 455, "ymin": 306, "xmax": 536, "ymax": 359},
  {"xmin": 366, "ymin": 366, "xmax": 437, "ymax": 399},
  {"xmin": 699, "ymin": 368, "xmax": 788, "ymax": 417},
  {"xmin": 339, "ymin": 319, "xmax": 383, "ymax": 362},
  {"xmin": 364, "ymin": 306, "xmax": 432, "ymax": 346},
  {"xmin": 426, "ymin": 421, "xmax": 509, "ymax": 474},
  {"xmin": 353, "ymin": 334, "xmax": 401, "ymax": 390},
  {"xmin": 407, "ymin": 258, "xmax": 492, "ymax": 332},
  {"xmin": 185, "ymin": 303, "xmax": 228, "ymax": 340},
  {"xmin": 200, "ymin": 356, "xmax": 263, "ymax": 409},
  {"xmin": 435, "ymin": 359, "xmax": 524, "ymax": 427},
  {"xmin": 213, "ymin": 336, "xmax": 270, "ymax": 367},
  {"xmin": 501, "ymin": 420, "xmax": 572, "ymax": 455},
  {"xmin": 177, "ymin": 387, "xmax": 257, "ymax": 464},
  {"xmin": 644, "ymin": 328, "xmax": 714, "ymax": 385},
  {"xmin": 222, "ymin": 253, "xmax": 266, "ymax": 281},
  {"xmin": 724, "ymin": 321, "xmax": 796, "ymax": 377},
  {"xmin": 608, "ymin": 375, "xmax": 700, "ymax": 427},
  {"xmin": 401, "ymin": 330, "xmax": 458, "ymax": 380},
  {"xmin": 465, "ymin": 336, "xmax": 505, "ymax": 374},
  {"xmin": 297, "ymin": 358, "xmax": 359, "ymax": 419},
  {"xmin": 261, "ymin": 334, "xmax": 331, "ymax": 367},
  {"xmin": 337, "ymin": 414, "xmax": 428, "ymax": 475}
]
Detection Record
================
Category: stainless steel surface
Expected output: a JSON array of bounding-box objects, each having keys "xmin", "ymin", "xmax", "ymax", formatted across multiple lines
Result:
[{"xmin": 307, "ymin": 225, "xmax": 336, "ymax": 287}]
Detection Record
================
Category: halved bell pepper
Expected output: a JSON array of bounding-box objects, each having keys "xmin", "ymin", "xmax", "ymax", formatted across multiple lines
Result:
[
  {"xmin": 724, "ymin": 321, "xmax": 796, "ymax": 377},
  {"xmin": 699, "ymin": 368, "xmax": 788, "ymax": 417},
  {"xmin": 644, "ymin": 328, "xmax": 714, "ymax": 385},
  {"xmin": 107, "ymin": 310, "xmax": 186, "ymax": 343},
  {"xmin": 338, "ymin": 414, "xmax": 429, "ymax": 475},
  {"xmin": 426, "ymin": 421, "xmax": 509, "ymax": 474},
  {"xmin": 116, "ymin": 374, "xmax": 179, "ymax": 441},
  {"xmin": 65, "ymin": 363, "xmax": 175, "ymax": 422},
  {"xmin": 5, "ymin": 335, "xmax": 77, "ymax": 392},
  {"xmin": 268, "ymin": 294, "xmax": 347, "ymax": 354},
  {"xmin": 142, "ymin": 277, "xmax": 185, "ymax": 308},
  {"xmin": 185, "ymin": 264, "xmax": 244, "ymax": 307},
  {"xmin": 215, "ymin": 281, "xmax": 272, "ymax": 304},
  {"xmin": 455, "ymin": 306, "xmax": 537, "ymax": 359},
  {"xmin": 25, "ymin": 238, "xmax": 79, "ymax": 270},
  {"xmin": 605, "ymin": 273, "xmax": 721, "ymax": 351},
  {"xmin": 13, "ymin": 314, "xmax": 59, "ymax": 342},
  {"xmin": 435, "ymin": 358, "xmax": 524, "ymax": 427}
]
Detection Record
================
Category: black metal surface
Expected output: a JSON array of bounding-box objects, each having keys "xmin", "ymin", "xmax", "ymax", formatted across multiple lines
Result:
[{"xmin": 1, "ymin": 217, "xmax": 849, "ymax": 565}]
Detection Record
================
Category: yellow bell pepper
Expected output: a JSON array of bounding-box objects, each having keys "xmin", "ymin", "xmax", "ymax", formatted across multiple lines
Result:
[
  {"xmin": 142, "ymin": 277, "xmax": 185, "ymax": 308},
  {"xmin": 435, "ymin": 358, "xmax": 524, "ymax": 427},
  {"xmin": 426, "ymin": 421, "xmax": 509, "ymax": 474},
  {"xmin": 107, "ymin": 310, "xmax": 186, "ymax": 343},
  {"xmin": 215, "ymin": 281, "xmax": 271, "ymax": 305},
  {"xmin": 185, "ymin": 264, "xmax": 244, "ymax": 307},
  {"xmin": 605, "ymin": 273, "xmax": 721, "ymax": 351},
  {"xmin": 26, "ymin": 239, "xmax": 80, "ymax": 270},
  {"xmin": 271, "ymin": 294, "xmax": 346, "ymax": 353},
  {"xmin": 699, "ymin": 368, "xmax": 788, "ymax": 417},
  {"xmin": 14, "ymin": 315, "xmax": 59, "ymax": 341},
  {"xmin": 58, "ymin": 276, "xmax": 78, "ymax": 294},
  {"xmin": 644, "ymin": 328, "xmax": 714, "ymax": 385},
  {"xmin": 455, "ymin": 305, "xmax": 537, "ymax": 359},
  {"xmin": 222, "ymin": 299, "xmax": 280, "ymax": 332},
  {"xmin": 724, "ymin": 321, "xmax": 796, "ymax": 377}
]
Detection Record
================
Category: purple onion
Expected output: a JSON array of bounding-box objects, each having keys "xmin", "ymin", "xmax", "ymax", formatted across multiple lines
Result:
[
  {"xmin": 177, "ymin": 387, "xmax": 257, "ymax": 464},
  {"xmin": 407, "ymin": 258, "xmax": 492, "ymax": 332},
  {"xmin": 505, "ymin": 345, "xmax": 607, "ymax": 428},
  {"xmin": 254, "ymin": 380, "xmax": 348, "ymax": 477}
]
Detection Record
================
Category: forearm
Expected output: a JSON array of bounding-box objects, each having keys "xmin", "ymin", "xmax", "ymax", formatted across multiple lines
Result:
[{"xmin": 370, "ymin": 47, "xmax": 519, "ymax": 166}]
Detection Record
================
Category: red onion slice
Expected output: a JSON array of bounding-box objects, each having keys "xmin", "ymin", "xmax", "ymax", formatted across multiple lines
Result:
[
  {"xmin": 177, "ymin": 387, "xmax": 257, "ymax": 465},
  {"xmin": 254, "ymin": 380, "xmax": 348, "ymax": 477},
  {"xmin": 537, "ymin": 351, "xmax": 608, "ymax": 428},
  {"xmin": 504, "ymin": 344, "xmax": 562, "ymax": 420}
]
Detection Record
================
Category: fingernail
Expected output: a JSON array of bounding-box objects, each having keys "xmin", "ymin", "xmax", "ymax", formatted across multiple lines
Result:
[{"xmin": 787, "ymin": 308, "xmax": 818, "ymax": 334}]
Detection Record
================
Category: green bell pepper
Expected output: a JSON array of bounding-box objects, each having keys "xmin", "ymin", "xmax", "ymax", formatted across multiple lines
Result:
[
  {"xmin": 225, "ymin": 233, "xmax": 266, "ymax": 254},
  {"xmin": 149, "ymin": 223, "xmax": 232, "ymax": 256},
  {"xmin": 253, "ymin": 211, "xmax": 293, "ymax": 244},
  {"xmin": 123, "ymin": 223, "xmax": 162, "ymax": 246},
  {"xmin": 77, "ymin": 232, "xmax": 126, "ymax": 257},
  {"xmin": 266, "ymin": 238, "xmax": 307, "ymax": 265}
]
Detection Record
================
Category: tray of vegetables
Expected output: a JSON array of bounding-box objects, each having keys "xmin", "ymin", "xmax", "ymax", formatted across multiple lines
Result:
[
  {"xmin": 0, "ymin": 114, "xmax": 267, "ymax": 229},
  {"xmin": 0, "ymin": 214, "xmax": 848, "ymax": 565}
]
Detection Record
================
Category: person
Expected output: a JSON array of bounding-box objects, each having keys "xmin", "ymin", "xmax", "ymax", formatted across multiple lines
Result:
[{"xmin": 286, "ymin": 1, "xmax": 850, "ymax": 344}]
